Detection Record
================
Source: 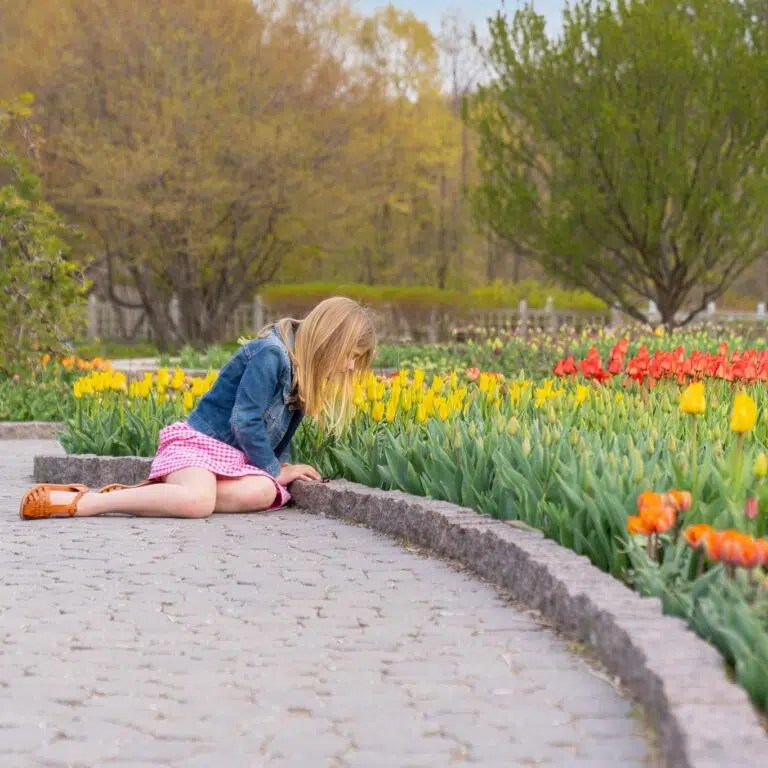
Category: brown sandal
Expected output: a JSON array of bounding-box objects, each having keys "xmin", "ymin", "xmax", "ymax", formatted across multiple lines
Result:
[
  {"xmin": 19, "ymin": 484, "xmax": 90, "ymax": 520},
  {"xmin": 98, "ymin": 481, "xmax": 153, "ymax": 493}
]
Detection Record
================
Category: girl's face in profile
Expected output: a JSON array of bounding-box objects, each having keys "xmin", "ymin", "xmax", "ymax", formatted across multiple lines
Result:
[{"xmin": 340, "ymin": 347, "xmax": 369, "ymax": 375}]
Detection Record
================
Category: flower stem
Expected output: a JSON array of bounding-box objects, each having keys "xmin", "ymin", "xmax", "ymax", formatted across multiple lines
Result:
[
  {"xmin": 690, "ymin": 415, "xmax": 698, "ymax": 493},
  {"xmin": 735, "ymin": 432, "xmax": 745, "ymax": 486}
]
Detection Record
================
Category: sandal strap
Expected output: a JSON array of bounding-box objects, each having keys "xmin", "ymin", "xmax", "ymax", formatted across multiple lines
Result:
[
  {"xmin": 66, "ymin": 489, "xmax": 88, "ymax": 517},
  {"xmin": 20, "ymin": 485, "xmax": 88, "ymax": 519}
]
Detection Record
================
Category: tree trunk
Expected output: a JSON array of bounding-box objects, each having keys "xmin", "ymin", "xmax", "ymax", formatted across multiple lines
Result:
[
  {"xmin": 485, "ymin": 231, "xmax": 496, "ymax": 284},
  {"xmin": 436, "ymin": 173, "xmax": 449, "ymax": 289},
  {"xmin": 127, "ymin": 267, "xmax": 177, "ymax": 351}
]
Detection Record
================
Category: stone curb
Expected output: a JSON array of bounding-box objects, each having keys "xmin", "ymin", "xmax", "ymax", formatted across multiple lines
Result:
[
  {"xmin": 0, "ymin": 422, "xmax": 64, "ymax": 440},
  {"xmin": 34, "ymin": 454, "xmax": 152, "ymax": 487},
  {"xmin": 30, "ymin": 455, "xmax": 767, "ymax": 766},
  {"xmin": 290, "ymin": 480, "xmax": 767, "ymax": 768}
]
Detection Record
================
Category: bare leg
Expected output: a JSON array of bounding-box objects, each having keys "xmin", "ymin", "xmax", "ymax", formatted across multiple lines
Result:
[
  {"xmin": 213, "ymin": 475, "xmax": 279, "ymax": 513},
  {"xmin": 47, "ymin": 468, "xmax": 217, "ymax": 518}
]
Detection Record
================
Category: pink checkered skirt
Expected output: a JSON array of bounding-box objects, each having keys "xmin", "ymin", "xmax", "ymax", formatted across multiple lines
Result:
[{"xmin": 148, "ymin": 422, "xmax": 290, "ymax": 509}]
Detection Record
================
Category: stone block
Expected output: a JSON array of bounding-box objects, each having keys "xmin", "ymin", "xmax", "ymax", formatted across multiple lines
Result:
[{"xmin": 33, "ymin": 453, "xmax": 153, "ymax": 486}]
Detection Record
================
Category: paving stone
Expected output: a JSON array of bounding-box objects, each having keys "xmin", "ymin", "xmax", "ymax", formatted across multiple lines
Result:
[{"xmin": 3, "ymin": 439, "xmax": 650, "ymax": 766}]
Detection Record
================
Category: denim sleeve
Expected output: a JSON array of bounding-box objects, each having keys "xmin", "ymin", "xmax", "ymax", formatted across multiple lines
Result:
[
  {"xmin": 230, "ymin": 347, "xmax": 283, "ymax": 477},
  {"xmin": 278, "ymin": 444, "xmax": 292, "ymax": 464}
]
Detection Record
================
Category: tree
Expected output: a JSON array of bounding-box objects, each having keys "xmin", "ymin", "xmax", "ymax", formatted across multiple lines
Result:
[
  {"xmin": 468, "ymin": 0, "xmax": 768, "ymax": 327},
  {"xmin": 2, "ymin": 0, "xmax": 363, "ymax": 348},
  {"xmin": 337, "ymin": 5, "xmax": 461, "ymax": 287},
  {"xmin": 0, "ymin": 95, "xmax": 86, "ymax": 371}
]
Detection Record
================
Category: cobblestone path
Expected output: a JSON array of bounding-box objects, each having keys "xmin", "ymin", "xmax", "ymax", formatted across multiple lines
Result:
[{"xmin": 0, "ymin": 440, "xmax": 652, "ymax": 767}]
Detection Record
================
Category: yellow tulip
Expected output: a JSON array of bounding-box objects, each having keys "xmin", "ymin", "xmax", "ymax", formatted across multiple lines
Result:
[
  {"xmin": 730, "ymin": 392, "xmax": 757, "ymax": 434},
  {"xmin": 417, "ymin": 402, "xmax": 428, "ymax": 424},
  {"xmin": 183, "ymin": 392, "xmax": 194, "ymax": 411},
  {"xmin": 438, "ymin": 402, "xmax": 449, "ymax": 421},
  {"xmin": 171, "ymin": 367, "xmax": 186, "ymax": 391},
  {"xmin": 575, "ymin": 385, "xmax": 589, "ymax": 405},
  {"xmin": 157, "ymin": 368, "xmax": 171, "ymax": 389},
  {"xmin": 372, "ymin": 401, "xmax": 385, "ymax": 421},
  {"xmin": 110, "ymin": 372, "xmax": 127, "ymax": 392},
  {"xmin": 367, "ymin": 376, "xmax": 378, "ymax": 402},
  {"xmin": 679, "ymin": 381, "xmax": 706, "ymax": 415},
  {"xmin": 190, "ymin": 378, "xmax": 208, "ymax": 397},
  {"xmin": 753, "ymin": 452, "xmax": 768, "ymax": 479},
  {"xmin": 385, "ymin": 397, "xmax": 398, "ymax": 423}
]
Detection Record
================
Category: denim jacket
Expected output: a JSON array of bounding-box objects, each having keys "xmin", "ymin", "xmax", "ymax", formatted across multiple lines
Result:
[{"xmin": 186, "ymin": 325, "xmax": 303, "ymax": 477}]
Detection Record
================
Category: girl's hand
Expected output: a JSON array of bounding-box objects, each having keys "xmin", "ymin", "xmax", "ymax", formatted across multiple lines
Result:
[{"xmin": 276, "ymin": 463, "xmax": 322, "ymax": 486}]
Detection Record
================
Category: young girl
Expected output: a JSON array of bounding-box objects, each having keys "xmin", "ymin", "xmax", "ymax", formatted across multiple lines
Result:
[{"xmin": 20, "ymin": 297, "xmax": 376, "ymax": 520}]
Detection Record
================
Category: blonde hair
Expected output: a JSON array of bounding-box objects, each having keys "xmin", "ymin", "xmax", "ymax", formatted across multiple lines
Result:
[{"xmin": 260, "ymin": 297, "xmax": 376, "ymax": 429}]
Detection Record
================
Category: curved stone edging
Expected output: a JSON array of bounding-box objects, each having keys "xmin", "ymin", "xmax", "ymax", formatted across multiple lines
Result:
[
  {"xmin": 290, "ymin": 480, "xmax": 767, "ymax": 768},
  {"xmin": 0, "ymin": 422, "xmax": 64, "ymax": 440},
  {"xmin": 34, "ymin": 454, "xmax": 152, "ymax": 487},
  {"xmin": 31, "ymin": 453, "xmax": 767, "ymax": 766}
]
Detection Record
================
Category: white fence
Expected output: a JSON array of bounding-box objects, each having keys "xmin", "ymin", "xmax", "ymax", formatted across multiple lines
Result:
[{"xmin": 85, "ymin": 295, "xmax": 768, "ymax": 344}]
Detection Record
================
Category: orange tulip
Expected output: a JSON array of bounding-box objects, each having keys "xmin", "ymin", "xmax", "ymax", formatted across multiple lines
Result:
[
  {"xmin": 702, "ymin": 529, "xmax": 765, "ymax": 570},
  {"xmin": 663, "ymin": 489, "xmax": 692, "ymax": 513},
  {"xmin": 756, "ymin": 539, "xmax": 768, "ymax": 567},
  {"xmin": 682, "ymin": 524, "xmax": 713, "ymax": 549},
  {"xmin": 637, "ymin": 491, "xmax": 663, "ymax": 512},
  {"xmin": 627, "ymin": 516, "xmax": 649, "ymax": 536},
  {"xmin": 717, "ymin": 531, "xmax": 760, "ymax": 569},
  {"xmin": 628, "ymin": 501, "xmax": 676, "ymax": 536},
  {"xmin": 642, "ymin": 504, "xmax": 676, "ymax": 534}
]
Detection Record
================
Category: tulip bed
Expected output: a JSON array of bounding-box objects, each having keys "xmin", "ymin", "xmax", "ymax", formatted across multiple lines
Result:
[
  {"xmin": 153, "ymin": 322, "xmax": 768, "ymax": 381},
  {"xmin": 374, "ymin": 322, "xmax": 768, "ymax": 379},
  {"xmin": 60, "ymin": 367, "xmax": 218, "ymax": 456},
  {"xmin": 0, "ymin": 355, "xmax": 111, "ymax": 422}
]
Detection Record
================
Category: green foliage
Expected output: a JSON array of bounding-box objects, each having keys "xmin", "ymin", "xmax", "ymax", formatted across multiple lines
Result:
[
  {"xmin": 59, "ymin": 392, "xmax": 187, "ymax": 456},
  {"xmin": 0, "ymin": 366, "xmax": 74, "ymax": 421},
  {"xmin": 118, "ymin": 321, "xmax": 768, "ymax": 382},
  {"xmin": 630, "ymin": 549, "xmax": 768, "ymax": 711},
  {"xmin": 379, "ymin": 322, "xmax": 768, "ymax": 378},
  {"xmin": 0, "ymin": 94, "xmax": 88, "ymax": 371},
  {"xmin": 468, "ymin": 280, "xmax": 608, "ymax": 311},
  {"xmin": 262, "ymin": 279, "xmax": 608, "ymax": 313},
  {"xmin": 469, "ymin": 0, "xmax": 768, "ymax": 328},
  {"xmin": 74, "ymin": 339, "xmax": 162, "ymax": 361}
]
